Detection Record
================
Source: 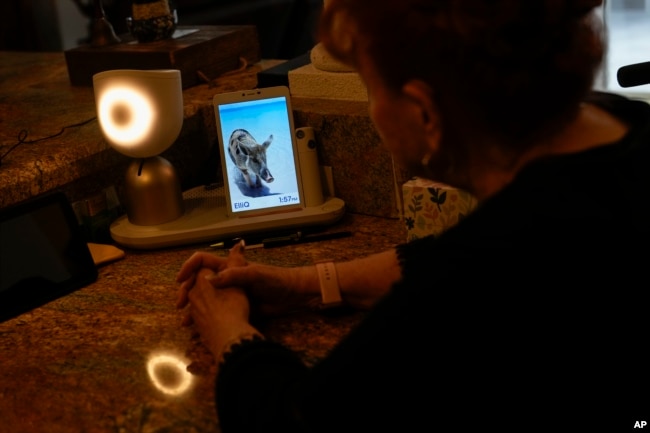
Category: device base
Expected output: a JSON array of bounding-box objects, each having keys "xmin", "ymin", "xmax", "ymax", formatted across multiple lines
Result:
[{"xmin": 110, "ymin": 185, "xmax": 346, "ymax": 249}]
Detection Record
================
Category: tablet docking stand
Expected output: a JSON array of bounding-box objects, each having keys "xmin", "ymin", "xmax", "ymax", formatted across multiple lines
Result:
[
  {"xmin": 110, "ymin": 185, "xmax": 345, "ymax": 249},
  {"xmin": 110, "ymin": 126, "xmax": 346, "ymax": 249}
]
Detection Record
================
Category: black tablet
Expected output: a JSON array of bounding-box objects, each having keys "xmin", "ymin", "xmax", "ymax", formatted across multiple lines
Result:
[{"xmin": 0, "ymin": 192, "xmax": 98, "ymax": 322}]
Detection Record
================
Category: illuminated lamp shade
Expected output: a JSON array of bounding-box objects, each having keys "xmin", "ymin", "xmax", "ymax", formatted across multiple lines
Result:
[{"xmin": 93, "ymin": 69, "xmax": 184, "ymax": 226}]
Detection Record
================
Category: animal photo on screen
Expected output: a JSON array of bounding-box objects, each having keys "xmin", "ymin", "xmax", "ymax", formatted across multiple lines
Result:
[
  {"xmin": 216, "ymin": 92, "xmax": 302, "ymax": 214},
  {"xmin": 228, "ymin": 129, "xmax": 275, "ymax": 191}
]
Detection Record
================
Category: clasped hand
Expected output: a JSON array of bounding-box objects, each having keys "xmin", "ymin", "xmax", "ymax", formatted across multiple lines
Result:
[
  {"xmin": 175, "ymin": 241, "xmax": 318, "ymax": 356},
  {"xmin": 175, "ymin": 242, "xmax": 256, "ymax": 357}
]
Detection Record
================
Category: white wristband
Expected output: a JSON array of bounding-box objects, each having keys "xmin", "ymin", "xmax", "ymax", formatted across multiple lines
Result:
[{"xmin": 315, "ymin": 261, "xmax": 342, "ymax": 307}]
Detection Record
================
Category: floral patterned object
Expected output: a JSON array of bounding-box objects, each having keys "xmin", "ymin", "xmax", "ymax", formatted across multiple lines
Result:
[{"xmin": 402, "ymin": 177, "xmax": 478, "ymax": 241}]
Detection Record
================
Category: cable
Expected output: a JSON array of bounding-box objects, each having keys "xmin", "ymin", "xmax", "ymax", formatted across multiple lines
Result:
[{"xmin": 0, "ymin": 117, "xmax": 97, "ymax": 167}]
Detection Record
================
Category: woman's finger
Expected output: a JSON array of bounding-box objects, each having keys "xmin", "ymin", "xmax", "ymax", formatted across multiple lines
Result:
[
  {"xmin": 227, "ymin": 240, "xmax": 248, "ymax": 267},
  {"xmin": 205, "ymin": 266, "xmax": 240, "ymax": 288},
  {"xmin": 181, "ymin": 310, "xmax": 193, "ymax": 327},
  {"xmin": 176, "ymin": 251, "xmax": 225, "ymax": 283},
  {"xmin": 176, "ymin": 276, "xmax": 196, "ymax": 309}
]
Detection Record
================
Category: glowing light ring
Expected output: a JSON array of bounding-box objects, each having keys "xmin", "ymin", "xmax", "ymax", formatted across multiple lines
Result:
[
  {"xmin": 146, "ymin": 354, "xmax": 193, "ymax": 396},
  {"xmin": 98, "ymin": 86, "xmax": 154, "ymax": 148}
]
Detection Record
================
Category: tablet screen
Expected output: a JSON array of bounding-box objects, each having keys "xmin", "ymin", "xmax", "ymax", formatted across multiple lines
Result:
[
  {"xmin": 214, "ymin": 86, "xmax": 304, "ymax": 217},
  {"xmin": 0, "ymin": 192, "xmax": 97, "ymax": 322}
]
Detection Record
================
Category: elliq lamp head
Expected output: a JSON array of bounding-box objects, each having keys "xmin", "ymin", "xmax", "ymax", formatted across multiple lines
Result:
[
  {"xmin": 92, "ymin": 69, "xmax": 185, "ymax": 226},
  {"xmin": 93, "ymin": 69, "xmax": 183, "ymax": 158}
]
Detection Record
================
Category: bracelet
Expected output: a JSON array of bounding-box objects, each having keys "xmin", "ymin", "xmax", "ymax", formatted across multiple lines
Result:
[{"xmin": 315, "ymin": 261, "xmax": 342, "ymax": 308}]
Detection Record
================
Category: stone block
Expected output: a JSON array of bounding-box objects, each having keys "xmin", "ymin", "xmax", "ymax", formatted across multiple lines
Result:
[
  {"xmin": 292, "ymin": 97, "xmax": 410, "ymax": 219},
  {"xmin": 289, "ymin": 64, "xmax": 368, "ymax": 101}
]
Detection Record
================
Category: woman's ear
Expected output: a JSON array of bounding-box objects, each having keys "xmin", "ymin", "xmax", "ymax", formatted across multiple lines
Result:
[
  {"xmin": 402, "ymin": 80, "xmax": 441, "ymax": 156},
  {"xmin": 402, "ymin": 80, "xmax": 438, "ymax": 124}
]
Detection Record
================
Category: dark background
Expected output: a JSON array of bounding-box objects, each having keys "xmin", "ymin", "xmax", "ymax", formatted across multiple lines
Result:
[{"xmin": 0, "ymin": 0, "xmax": 322, "ymax": 59}]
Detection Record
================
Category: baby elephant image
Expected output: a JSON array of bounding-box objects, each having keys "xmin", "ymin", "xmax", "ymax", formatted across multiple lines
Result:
[{"xmin": 228, "ymin": 129, "xmax": 275, "ymax": 188}]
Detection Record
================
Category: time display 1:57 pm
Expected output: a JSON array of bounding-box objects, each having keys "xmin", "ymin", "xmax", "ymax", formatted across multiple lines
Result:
[{"xmin": 278, "ymin": 195, "xmax": 299, "ymax": 204}]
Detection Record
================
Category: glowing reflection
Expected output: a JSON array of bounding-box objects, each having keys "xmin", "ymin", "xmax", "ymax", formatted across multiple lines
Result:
[
  {"xmin": 98, "ymin": 86, "xmax": 154, "ymax": 147},
  {"xmin": 146, "ymin": 352, "xmax": 193, "ymax": 396}
]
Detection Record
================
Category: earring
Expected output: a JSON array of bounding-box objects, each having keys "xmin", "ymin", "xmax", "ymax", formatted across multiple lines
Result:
[
  {"xmin": 421, "ymin": 121, "xmax": 442, "ymax": 169},
  {"xmin": 421, "ymin": 152, "xmax": 433, "ymax": 168}
]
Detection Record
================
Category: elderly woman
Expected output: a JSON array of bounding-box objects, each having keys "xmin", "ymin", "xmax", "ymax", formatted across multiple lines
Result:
[{"xmin": 176, "ymin": 1, "xmax": 649, "ymax": 431}]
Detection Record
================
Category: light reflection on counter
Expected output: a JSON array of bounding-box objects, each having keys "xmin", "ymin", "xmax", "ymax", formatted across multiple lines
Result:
[{"xmin": 146, "ymin": 351, "xmax": 194, "ymax": 396}]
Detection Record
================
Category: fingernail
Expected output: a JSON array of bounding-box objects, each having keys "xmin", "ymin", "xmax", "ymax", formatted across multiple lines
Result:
[{"xmin": 229, "ymin": 239, "xmax": 245, "ymax": 254}]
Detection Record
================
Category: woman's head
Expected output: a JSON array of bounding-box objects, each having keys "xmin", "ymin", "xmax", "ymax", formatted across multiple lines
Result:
[{"xmin": 318, "ymin": 0, "xmax": 605, "ymax": 182}]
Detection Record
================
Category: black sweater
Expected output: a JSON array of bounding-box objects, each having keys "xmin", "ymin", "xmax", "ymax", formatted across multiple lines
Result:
[{"xmin": 216, "ymin": 92, "xmax": 650, "ymax": 433}]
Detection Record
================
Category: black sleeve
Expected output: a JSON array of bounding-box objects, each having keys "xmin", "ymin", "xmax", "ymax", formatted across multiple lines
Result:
[
  {"xmin": 216, "ymin": 336, "xmax": 310, "ymax": 433},
  {"xmin": 215, "ymin": 210, "xmax": 650, "ymax": 433},
  {"xmin": 215, "ymin": 274, "xmax": 438, "ymax": 433}
]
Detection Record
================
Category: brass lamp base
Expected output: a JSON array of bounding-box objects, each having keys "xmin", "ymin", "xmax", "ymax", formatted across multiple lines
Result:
[{"xmin": 124, "ymin": 156, "xmax": 184, "ymax": 226}]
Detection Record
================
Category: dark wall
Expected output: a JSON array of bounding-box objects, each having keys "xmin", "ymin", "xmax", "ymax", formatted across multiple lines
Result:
[
  {"xmin": 0, "ymin": 0, "xmax": 321, "ymax": 58},
  {"xmin": 172, "ymin": 0, "xmax": 322, "ymax": 59},
  {"xmin": 0, "ymin": 0, "xmax": 63, "ymax": 51}
]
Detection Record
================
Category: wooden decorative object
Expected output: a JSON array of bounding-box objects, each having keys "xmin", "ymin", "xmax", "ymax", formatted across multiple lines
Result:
[{"xmin": 64, "ymin": 25, "xmax": 261, "ymax": 89}]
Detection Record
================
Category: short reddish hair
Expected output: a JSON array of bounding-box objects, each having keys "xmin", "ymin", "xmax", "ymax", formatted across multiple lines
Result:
[{"xmin": 319, "ymin": 0, "xmax": 604, "ymax": 153}]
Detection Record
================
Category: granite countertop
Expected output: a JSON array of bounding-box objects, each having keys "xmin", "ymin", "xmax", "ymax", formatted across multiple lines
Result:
[
  {"xmin": 0, "ymin": 50, "xmax": 409, "ymax": 431},
  {"xmin": 0, "ymin": 212, "xmax": 406, "ymax": 433},
  {"xmin": 0, "ymin": 51, "xmax": 277, "ymax": 210},
  {"xmin": 0, "ymin": 51, "xmax": 405, "ymax": 219}
]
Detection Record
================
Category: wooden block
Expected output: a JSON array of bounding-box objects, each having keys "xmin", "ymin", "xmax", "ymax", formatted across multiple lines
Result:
[{"xmin": 64, "ymin": 25, "xmax": 261, "ymax": 89}]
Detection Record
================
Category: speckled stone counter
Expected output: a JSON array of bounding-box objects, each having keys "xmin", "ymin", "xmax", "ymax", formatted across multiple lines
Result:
[
  {"xmin": 0, "ymin": 54, "xmax": 410, "ymax": 430},
  {"xmin": 0, "ymin": 51, "xmax": 408, "ymax": 218},
  {"xmin": 0, "ymin": 212, "xmax": 406, "ymax": 433},
  {"xmin": 0, "ymin": 51, "xmax": 269, "ymax": 210}
]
